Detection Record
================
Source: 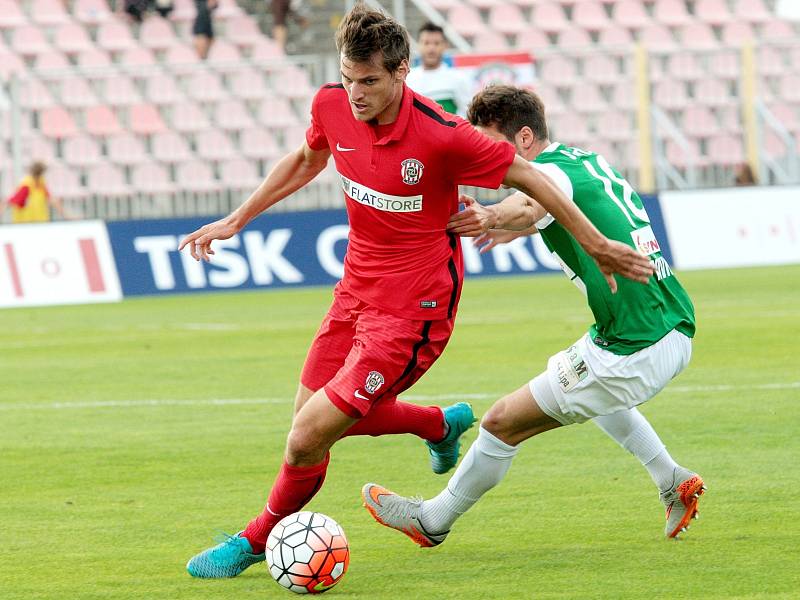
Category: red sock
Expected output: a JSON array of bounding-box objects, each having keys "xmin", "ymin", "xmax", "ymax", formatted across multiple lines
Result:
[
  {"xmin": 242, "ymin": 453, "xmax": 330, "ymax": 553},
  {"xmin": 341, "ymin": 400, "xmax": 445, "ymax": 441}
]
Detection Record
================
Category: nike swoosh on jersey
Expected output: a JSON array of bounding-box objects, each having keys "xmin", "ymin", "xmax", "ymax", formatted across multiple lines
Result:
[
  {"xmin": 354, "ymin": 390, "xmax": 369, "ymax": 401},
  {"xmin": 336, "ymin": 143, "xmax": 355, "ymax": 152}
]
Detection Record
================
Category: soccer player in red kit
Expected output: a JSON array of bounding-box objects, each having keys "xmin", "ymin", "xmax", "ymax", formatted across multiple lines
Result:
[{"xmin": 181, "ymin": 3, "xmax": 654, "ymax": 578}]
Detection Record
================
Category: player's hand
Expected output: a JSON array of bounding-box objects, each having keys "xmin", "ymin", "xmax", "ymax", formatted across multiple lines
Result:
[
  {"xmin": 593, "ymin": 239, "xmax": 655, "ymax": 293},
  {"xmin": 178, "ymin": 218, "xmax": 239, "ymax": 262},
  {"xmin": 446, "ymin": 194, "xmax": 496, "ymax": 237},
  {"xmin": 474, "ymin": 230, "xmax": 523, "ymax": 254}
]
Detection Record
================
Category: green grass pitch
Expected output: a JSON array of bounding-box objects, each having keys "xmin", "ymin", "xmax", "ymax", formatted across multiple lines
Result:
[{"xmin": 2, "ymin": 266, "xmax": 799, "ymax": 599}]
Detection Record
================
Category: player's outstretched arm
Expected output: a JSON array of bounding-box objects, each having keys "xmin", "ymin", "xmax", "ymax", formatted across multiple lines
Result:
[
  {"xmin": 502, "ymin": 156, "xmax": 653, "ymax": 289},
  {"xmin": 179, "ymin": 143, "xmax": 331, "ymax": 261},
  {"xmin": 446, "ymin": 192, "xmax": 543, "ymax": 237}
]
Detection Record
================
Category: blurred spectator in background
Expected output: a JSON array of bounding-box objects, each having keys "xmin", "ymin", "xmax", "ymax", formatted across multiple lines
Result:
[
  {"xmin": 734, "ymin": 163, "xmax": 757, "ymax": 186},
  {"xmin": 125, "ymin": 0, "xmax": 173, "ymax": 22},
  {"xmin": 193, "ymin": 0, "xmax": 218, "ymax": 60},
  {"xmin": 406, "ymin": 22, "xmax": 471, "ymax": 117},
  {"xmin": 271, "ymin": 0, "xmax": 309, "ymax": 53},
  {"xmin": 2, "ymin": 161, "xmax": 70, "ymax": 223}
]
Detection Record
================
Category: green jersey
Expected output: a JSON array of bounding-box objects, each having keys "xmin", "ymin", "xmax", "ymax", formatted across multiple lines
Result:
[{"xmin": 531, "ymin": 143, "xmax": 695, "ymax": 355}]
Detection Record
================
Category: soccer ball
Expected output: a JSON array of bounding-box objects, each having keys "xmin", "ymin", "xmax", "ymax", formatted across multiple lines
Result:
[{"xmin": 266, "ymin": 511, "xmax": 350, "ymax": 594}]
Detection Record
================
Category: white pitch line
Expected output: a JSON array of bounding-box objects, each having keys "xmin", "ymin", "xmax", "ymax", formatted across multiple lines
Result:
[{"xmin": 0, "ymin": 383, "xmax": 798, "ymax": 412}]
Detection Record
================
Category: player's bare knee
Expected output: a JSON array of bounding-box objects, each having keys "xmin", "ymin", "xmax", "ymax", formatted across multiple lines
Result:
[
  {"xmin": 480, "ymin": 399, "xmax": 517, "ymax": 443},
  {"xmin": 285, "ymin": 425, "xmax": 330, "ymax": 466}
]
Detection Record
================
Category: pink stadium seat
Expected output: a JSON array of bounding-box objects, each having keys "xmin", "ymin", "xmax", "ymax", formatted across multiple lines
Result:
[
  {"xmin": 215, "ymin": 0, "xmax": 244, "ymax": 18},
  {"xmin": 169, "ymin": 0, "xmax": 196, "ymax": 23},
  {"xmin": 257, "ymin": 98, "xmax": 300, "ymax": 128},
  {"xmin": 27, "ymin": 134, "xmax": 57, "ymax": 162},
  {"xmin": 766, "ymin": 102, "xmax": 798, "ymax": 131},
  {"xmin": 539, "ymin": 56, "xmax": 577, "ymax": 86},
  {"xmin": 55, "ymin": 23, "xmax": 94, "ymax": 55},
  {"xmin": 668, "ymin": 53, "xmax": 705, "ymax": 81},
  {"xmin": 595, "ymin": 111, "xmax": 633, "ymax": 142},
  {"xmin": 207, "ymin": 40, "xmax": 242, "ymax": 72},
  {"xmin": 41, "ymin": 107, "xmax": 79, "ymax": 138},
  {"xmin": 129, "ymin": 104, "xmax": 168, "ymax": 135},
  {"xmin": 132, "ymin": 162, "xmax": 175, "ymax": 194},
  {"xmin": 73, "ymin": 0, "xmax": 112, "ymax": 25},
  {"xmin": 611, "ymin": 1, "xmax": 650, "ymax": 29},
  {"xmin": 60, "ymin": 78, "xmax": 99, "ymax": 108},
  {"xmin": 164, "ymin": 44, "xmax": 200, "ymax": 73},
  {"xmin": 31, "ymin": 0, "xmax": 71, "ymax": 26},
  {"xmin": 709, "ymin": 50, "xmax": 740, "ymax": 80},
  {"xmin": 599, "ymin": 26, "xmax": 634, "ymax": 48},
  {"xmin": 531, "ymin": 83, "xmax": 564, "ymax": 114},
  {"xmin": 86, "ymin": 105, "xmax": 123, "ymax": 136},
  {"xmin": 282, "ymin": 125, "xmax": 307, "ymax": 149},
  {"xmin": 708, "ymin": 134, "xmax": 744, "ymax": 165},
  {"xmin": 639, "ymin": 24, "xmax": 678, "ymax": 51},
  {"xmin": 139, "ymin": 18, "xmax": 180, "ymax": 51},
  {"xmin": 679, "ymin": 23, "xmax": 718, "ymax": 51},
  {"xmin": 214, "ymin": 99, "xmax": 256, "ymax": 132},
  {"xmin": 186, "ymin": 71, "xmax": 229, "ymax": 103},
  {"xmin": 515, "ymin": 27, "xmax": 550, "ymax": 52},
  {"xmin": 558, "ymin": 27, "xmax": 592, "ymax": 48},
  {"xmin": 572, "ymin": 1, "xmax": 609, "ymax": 31},
  {"xmin": 653, "ymin": 79, "xmax": 689, "ymax": 110},
  {"xmin": 151, "ymin": 131, "xmax": 193, "ymax": 163},
  {"xmin": 654, "ymin": 0, "xmax": 692, "ymax": 27},
  {"xmin": 107, "ymin": 133, "xmax": 148, "ymax": 166},
  {"xmin": 583, "ymin": 55, "xmax": 620, "ymax": 83},
  {"xmin": 682, "ymin": 106, "xmax": 719, "ymax": 137},
  {"xmin": 121, "ymin": 47, "xmax": 157, "ymax": 70},
  {"xmin": 696, "ymin": 0, "xmax": 732, "ymax": 25},
  {"xmin": 249, "ymin": 38, "xmax": 284, "ymax": 61},
  {"xmin": 144, "ymin": 72, "xmax": 186, "ymax": 105},
  {"xmin": 779, "ymin": 74, "xmax": 800, "ymax": 103},
  {"xmin": 223, "ymin": 16, "xmax": 264, "ymax": 48},
  {"xmin": 531, "ymin": 2, "xmax": 569, "ymax": 33},
  {"xmin": 472, "ymin": 30, "xmax": 510, "ymax": 53},
  {"xmin": 196, "ymin": 130, "xmax": 236, "ymax": 161},
  {"xmin": 610, "ymin": 82, "xmax": 637, "ymax": 110},
  {"xmin": 448, "ymin": 6, "xmax": 487, "ymax": 37},
  {"xmin": 170, "ymin": 102, "xmax": 211, "ymax": 133},
  {"xmin": 694, "ymin": 79, "xmax": 733, "ymax": 107},
  {"xmin": 427, "ymin": 0, "xmax": 461, "ymax": 10},
  {"xmin": 220, "ymin": 158, "xmax": 261, "ymax": 188},
  {"xmin": 228, "ymin": 68, "xmax": 269, "ymax": 101},
  {"xmin": 0, "ymin": 0, "xmax": 27, "ymax": 29},
  {"xmin": 35, "ymin": 51, "xmax": 71, "ymax": 76},
  {"xmin": 78, "ymin": 48, "xmax": 113, "ymax": 71},
  {"xmin": 239, "ymin": 128, "xmax": 281, "ymax": 160},
  {"xmin": 22, "ymin": 77, "xmax": 56, "ymax": 110},
  {"xmin": 47, "ymin": 162, "xmax": 85, "ymax": 199},
  {"xmin": 721, "ymin": 22, "xmax": 755, "ymax": 46},
  {"xmin": 97, "ymin": 21, "xmax": 136, "ymax": 52},
  {"xmin": 175, "ymin": 160, "xmax": 219, "ymax": 192},
  {"xmin": 760, "ymin": 19, "xmax": 796, "ymax": 41},
  {"xmin": 275, "ymin": 65, "xmax": 314, "ymax": 100},
  {"xmin": 104, "ymin": 76, "xmax": 142, "ymax": 106},
  {"xmin": 488, "ymin": 5, "xmax": 528, "ymax": 36},
  {"xmin": 549, "ymin": 113, "xmax": 589, "ymax": 145},
  {"xmin": 757, "ymin": 46, "xmax": 785, "ymax": 77},
  {"xmin": 665, "ymin": 139, "xmax": 705, "ymax": 169},
  {"xmin": 0, "ymin": 42, "xmax": 26, "ymax": 79},
  {"xmin": 733, "ymin": 0, "xmax": 771, "ymax": 23},
  {"xmin": 12, "ymin": 26, "xmax": 51, "ymax": 57},
  {"xmin": 571, "ymin": 84, "xmax": 608, "ymax": 113},
  {"xmin": 87, "ymin": 163, "xmax": 131, "ymax": 196},
  {"xmin": 63, "ymin": 134, "xmax": 103, "ymax": 166}
]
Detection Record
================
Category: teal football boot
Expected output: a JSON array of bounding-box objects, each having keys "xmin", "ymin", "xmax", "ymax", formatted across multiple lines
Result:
[
  {"xmin": 186, "ymin": 532, "xmax": 265, "ymax": 578},
  {"xmin": 425, "ymin": 402, "xmax": 476, "ymax": 474}
]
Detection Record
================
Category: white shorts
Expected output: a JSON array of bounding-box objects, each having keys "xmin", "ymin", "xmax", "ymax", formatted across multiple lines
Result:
[{"xmin": 530, "ymin": 329, "xmax": 692, "ymax": 426}]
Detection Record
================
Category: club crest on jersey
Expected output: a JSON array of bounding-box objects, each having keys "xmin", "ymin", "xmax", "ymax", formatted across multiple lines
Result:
[
  {"xmin": 401, "ymin": 158, "xmax": 424, "ymax": 185},
  {"xmin": 365, "ymin": 371, "xmax": 384, "ymax": 394}
]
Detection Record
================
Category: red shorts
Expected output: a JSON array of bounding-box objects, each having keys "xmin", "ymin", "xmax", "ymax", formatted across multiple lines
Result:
[{"xmin": 301, "ymin": 285, "xmax": 455, "ymax": 417}]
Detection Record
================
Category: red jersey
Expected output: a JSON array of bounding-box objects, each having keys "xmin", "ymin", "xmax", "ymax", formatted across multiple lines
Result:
[{"xmin": 306, "ymin": 83, "xmax": 515, "ymax": 320}]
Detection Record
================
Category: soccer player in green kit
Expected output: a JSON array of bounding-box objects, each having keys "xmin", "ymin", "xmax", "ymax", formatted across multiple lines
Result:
[{"xmin": 362, "ymin": 85, "xmax": 705, "ymax": 544}]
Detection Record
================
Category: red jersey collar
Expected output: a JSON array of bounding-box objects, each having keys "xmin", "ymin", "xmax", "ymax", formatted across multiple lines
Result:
[{"xmin": 369, "ymin": 84, "xmax": 413, "ymax": 146}]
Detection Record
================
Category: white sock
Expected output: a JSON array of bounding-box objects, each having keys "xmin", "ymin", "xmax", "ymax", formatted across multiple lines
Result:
[
  {"xmin": 592, "ymin": 407, "xmax": 678, "ymax": 491},
  {"xmin": 420, "ymin": 426, "xmax": 519, "ymax": 533}
]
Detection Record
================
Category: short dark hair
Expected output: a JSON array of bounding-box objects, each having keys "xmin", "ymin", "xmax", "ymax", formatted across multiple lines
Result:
[
  {"xmin": 467, "ymin": 85, "xmax": 548, "ymax": 142},
  {"xmin": 418, "ymin": 22, "xmax": 445, "ymax": 37},
  {"xmin": 335, "ymin": 3, "xmax": 410, "ymax": 73},
  {"xmin": 29, "ymin": 161, "xmax": 47, "ymax": 178}
]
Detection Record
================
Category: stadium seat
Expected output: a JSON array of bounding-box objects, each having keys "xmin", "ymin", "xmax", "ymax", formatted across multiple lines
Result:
[
  {"xmin": 54, "ymin": 23, "xmax": 95, "ymax": 55},
  {"xmin": 249, "ymin": 38, "xmax": 284, "ymax": 61},
  {"xmin": 213, "ymin": 99, "xmax": 256, "ymax": 132},
  {"xmin": 766, "ymin": 102, "xmax": 798, "ymax": 131},
  {"xmin": 571, "ymin": 83, "xmax": 608, "ymax": 113},
  {"xmin": 514, "ymin": 27, "xmax": 550, "ymax": 52},
  {"xmin": 31, "ymin": 0, "xmax": 71, "ymax": 26},
  {"xmin": 215, "ymin": 0, "xmax": 245, "ymax": 19},
  {"xmin": 164, "ymin": 44, "xmax": 201, "ymax": 73},
  {"xmin": 549, "ymin": 113, "xmax": 589, "ymax": 145},
  {"xmin": 63, "ymin": 134, "xmax": 103, "ymax": 166},
  {"xmin": 11, "ymin": 25, "xmax": 52, "ymax": 57},
  {"xmin": 73, "ymin": 0, "xmax": 113, "ymax": 25},
  {"xmin": 760, "ymin": 19, "xmax": 796, "ymax": 41},
  {"xmin": 682, "ymin": 106, "xmax": 719, "ymax": 137},
  {"xmin": 558, "ymin": 27, "xmax": 592, "ymax": 49},
  {"xmin": 26, "ymin": 134, "xmax": 57, "ymax": 162},
  {"xmin": 665, "ymin": 138, "xmax": 705, "ymax": 169},
  {"xmin": 426, "ymin": 0, "xmax": 461, "ymax": 10},
  {"xmin": 654, "ymin": 0, "xmax": 693, "ymax": 27},
  {"xmin": 223, "ymin": 16, "xmax": 264, "ymax": 49},
  {"xmin": 34, "ymin": 51, "xmax": 71, "ymax": 76},
  {"xmin": 653, "ymin": 79, "xmax": 689, "ymax": 110},
  {"xmin": 144, "ymin": 72, "xmax": 186, "ymax": 105},
  {"xmin": 472, "ymin": 30, "xmax": 510, "ymax": 52},
  {"xmin": 721, "ymin": 22, "xmax": 755, "ymax": 46},
  {"xmin": 468, "ymin": 0, "xmax": 505, "ymax": 10},
  {"xmin": 583, "ymin": 54, "xmax": 621, "ymax": 83},
  {"xmin": 59, "ymin": 78, "xmax": 99, "ymax": 108},
  {"xmin": 779, "ymin": 74, "xmax": 800, "ymax": 103},
  {"xmin": 611, "ymin": 1, "xmax": 651, "ymax": 29},
  {"xmin": 120, "ymin": 47, "xmax": 157, "ymax": 71},
  {"xmin": 668, "ymin": 53, "xmax": 705, "ymax": 81},
  {"xmin": 78, "ymin": 48, "xmax": 113, "ymax": 71},
  {"xmin": 488, "ymin": 5, "xmax": 528, "ymax": 36},
  {"xmin": 47, "ymin": 162, "xmax": 85, "ymax": 198},
  {"xmin": 274, "ymin": 64, "xmax": 315, "ymax": 100},
  {"xmin": 228, "ymin": 67, "xmax": 270, "ymax": 101},
  {"xmin": 696, "ymin": 0, "xmax": 732, "ymax": 25},
  {"xmin": 708, "ymin": 134, "xmax": 745, "ymax": 165},
  {"xmin": 131, "ymin": 162, "xmax": 175, "ymax": 194},
  {"xmin": 97, "ymin": 20, "xmax": 137, "ymax": 52},
  {"xmin": 170, "ymin": 102, "xmax": 211, "ymax": 133},
  {"xmin": 175, "ymin": 160, "xmax": 219, "ymax": 192},
  {"xmin": 709, "ymin": 50, "xmax": 740, "ymax": 80},
  {"xmin": 572, "ymin": 1, "xmax": 610, "ymax": 31},
  {"xmin": 679, "ymin": 23, "xmax": 718, "ymax": 51},
  {"xmin": 238, "ymin": 128, "xmax": 282, "ymax": 160},
  {"xmin": 21, "ymin": 77, "xmax": 56, "ymax": 110},
  {"xmin": 757, "ymin": 46, "xmax": 786, "ymax": 77},
  {"xmin": 186, "ymin": 71, "xmax": 229, "ymax": 103},
  {"xmin": 129, "ymin": 103, "xmax": 168, "ymax": 136},
  {"xmin": 694, "ymin": 78, "xmax": 734, "ymax": 107},
  {"xmin": 257, "ymin": 98, "xmax": 300, "ymax": 128},
  {"xmin": 86, "ymin": 105, "xmax": 123, "ymax": 136},
  {"xmin": 104, "ymin": 76, "xmax": 142, "ymax": 107},
  {"xmin": 539, "ymin": 55, "xmax": 578, "ymax": 86},
  {"xmin": 0, "ymin": 41, "xmax": 26, "ymax": 79},
  {"xmin": 139, "ymin": 18, "xmax": 180, "ymax": 51},
  {"xmin": 196, "ymin": 130, "xmax": 236, "ymax": 161},
  {"xmin": 448, "ymin": 6, "xmax": 488, "ymax": 37},
  {"xmin": 207, "ymin": 40, "xmax": 242, "ymax": 72},
  {"xmin": 107, "ymin": 133, "xmax": 148, "ymax": 166},
  {"xmin": 733, "ymin": 0, "xmax": 772, "ymax": 23},
  {"xmin": 169, "ymin": 0, "xmax": 197, "ymax": 24},
  {"xmin": 639, "ymin": 24, "xmax": 678, "ymax": 51},
  {"xmin": 531, "ymin": 2, "xmax": 570, "ymax": 33},
  {"xmin": 151, "ymin": 131, "xmax": 193, "ymax": 164},
  {"xmin": 87, "ymin": 162, "xmax": 131, "ymax": 196},
  {"xmin": 282, "ymin": 125, "xmax": 307, "ymax": 149},
  {"xmin": 0, "ymin": 0, "xmax": 27, "ymax": 29},
  {"xmin": 598, "ymin": 26, "xmax": 634, "ymax": 48},
  {"xmin": 531, "ymin": 83, "xmax": 564, "ymax": 114},
  {"xmin": 596, "ymin": 111, "xmax": 634, "ymax": 142},
  {"xmin": 610, "ymin": 82, "xmax": 637, "ymax": 111},
  {"xmin": 220, "ymin": 158, "xmax": 261, "ymax": 188}
]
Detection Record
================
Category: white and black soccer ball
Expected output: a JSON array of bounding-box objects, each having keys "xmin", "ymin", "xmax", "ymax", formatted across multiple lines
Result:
[{"xmin": 266, "ymin": 511, "xmax": 350, "ymax": 594}]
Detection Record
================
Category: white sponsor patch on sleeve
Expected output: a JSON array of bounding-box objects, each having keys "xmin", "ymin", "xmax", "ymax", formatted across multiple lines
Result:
[{"xmin": 630, "ymin": 225, "xmax": 661, "ymax": 256}]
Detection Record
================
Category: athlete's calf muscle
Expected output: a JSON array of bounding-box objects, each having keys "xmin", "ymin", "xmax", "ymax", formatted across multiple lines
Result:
[{"xmin": 481, "ymin": 385, "xmax": 561, "ymax": 446}]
